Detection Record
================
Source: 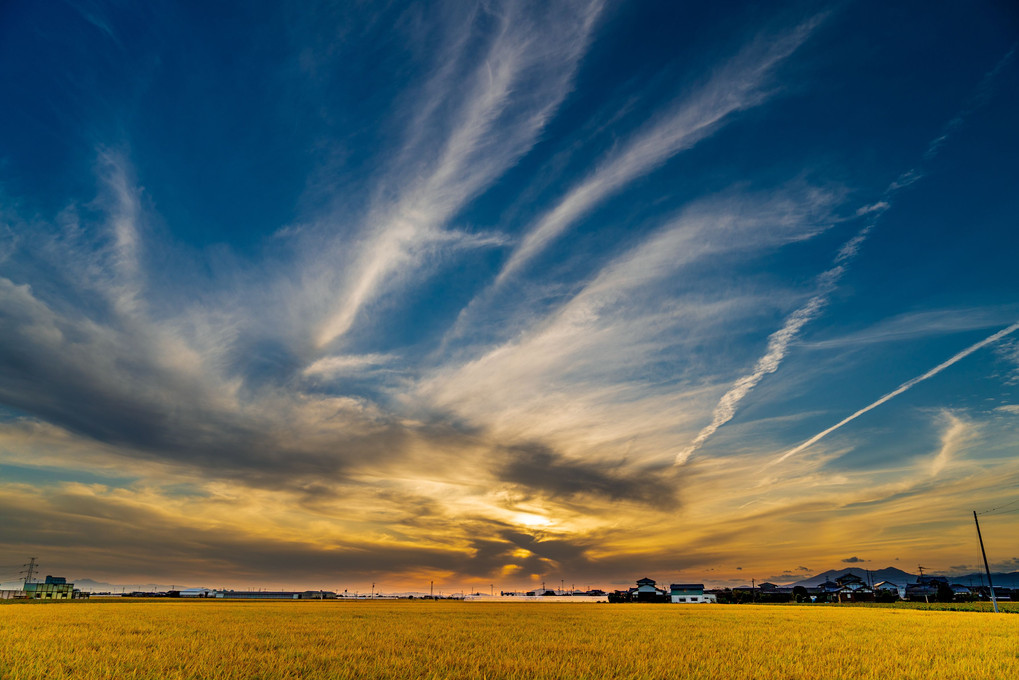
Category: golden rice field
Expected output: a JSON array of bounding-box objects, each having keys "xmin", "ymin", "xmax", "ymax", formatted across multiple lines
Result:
[{"xmin": 2, "ymin": 600, "xmax": 1018, "ymax": 679}]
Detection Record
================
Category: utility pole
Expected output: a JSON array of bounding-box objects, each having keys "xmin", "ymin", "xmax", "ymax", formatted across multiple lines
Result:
[
  {"xmin": 371, "ymin": 583, "xmax": 375, "ymax": 600},
  {"xmin": 20, "ymin": 557, "xmax": 38, "ymax": 586},
  {"xmin": 430, "ymin": 581, "xmax": 433, "ymax": 599},
  {"xmin": 974, "ymin": 510, "xmax": 1000, "ymax": 613}
]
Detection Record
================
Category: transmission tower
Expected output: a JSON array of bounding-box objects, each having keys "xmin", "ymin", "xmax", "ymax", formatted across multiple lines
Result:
[{"xmin": 20, "ymin": 557, "xmax": 38, "ymax": 585}]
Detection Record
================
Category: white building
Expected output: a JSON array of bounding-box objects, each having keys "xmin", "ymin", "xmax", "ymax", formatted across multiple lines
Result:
[
  {"xmin": 179, "ymin": 588, "xmax": 217, "ymax": 598},
  {"xmin": 670, "ymin": 583, "xmax": 714, "ymax": 603}
]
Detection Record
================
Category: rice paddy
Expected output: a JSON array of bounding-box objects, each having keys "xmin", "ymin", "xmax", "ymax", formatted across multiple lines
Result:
[{"xmin": 2, "ymin": 600, "xmax": 1018, "ymax": 679}]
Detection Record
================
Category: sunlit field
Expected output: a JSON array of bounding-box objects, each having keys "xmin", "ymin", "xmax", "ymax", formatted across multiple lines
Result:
[{"xmin": 2, "ymin": 600, "xmax": 1019, "ymax": 679}]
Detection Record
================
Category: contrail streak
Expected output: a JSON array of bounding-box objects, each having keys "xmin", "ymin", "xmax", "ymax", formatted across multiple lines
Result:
[
  {"xmin": 673, "ymin": 46, "xmax": 1014, "ymax": 466},
  {"xmin": 673, "ymin": 228, "xmax": 869, "ymax": 465},
  {"xmin": 771, "ymin": 321, "xmax": 1019, "ymax": 465}
]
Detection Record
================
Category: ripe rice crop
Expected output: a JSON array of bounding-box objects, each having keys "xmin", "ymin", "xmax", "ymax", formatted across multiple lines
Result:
[{"xmin": 2, "ymin": 600, "xmax": 1018, "ymax": 679}]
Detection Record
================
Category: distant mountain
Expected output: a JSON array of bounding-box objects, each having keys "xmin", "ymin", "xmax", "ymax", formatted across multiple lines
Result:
[
  {"xmin": 784, "ymin": 567, "xmax": 1019, "ymax": 589},
  {"xmin": 786, "ymin": 567, "xmax": 917, "ymax": 588},
  {"xmin": 71, "ymin": 578, "xmax": 199, "ymax": 593},
  {"xmin": 944, "ymin": 572, "xmax": 1019, "ymax": 589}
]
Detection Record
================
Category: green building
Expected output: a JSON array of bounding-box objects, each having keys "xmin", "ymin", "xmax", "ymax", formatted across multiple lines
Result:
[{"xmin": 23, "ymin": 576, "xmax": 75, "ymax": 600}]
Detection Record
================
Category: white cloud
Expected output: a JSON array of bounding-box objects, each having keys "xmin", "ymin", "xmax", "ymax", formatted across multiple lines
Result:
[
  {"xmin": 801, "ymin": 307, "xmax": 1019, "ymax": 351},
  {"xmin": 492, "ymin": 13, "xmax": 827, "ymax": 287},
  {"xmin": 417, "ymin": 185, "xmax": 837, "ymax": 461},
  {"xmin": 930, "ymin": 411, "xmax": 975, "ymax": 477},
  {"xmin": 995, "ymin": 339, "xmax": 1019, "ymax": 384},
  {"xmin": 309, "ymin": 0, "xmax": 606, "ymax": 351},
  {"xmin": 303, "ymin": 353, "xmax": 394, "ymax": 378},
  {"xmin": 855, "ymin": 201, "xmax": 889, "ymax": 216}
]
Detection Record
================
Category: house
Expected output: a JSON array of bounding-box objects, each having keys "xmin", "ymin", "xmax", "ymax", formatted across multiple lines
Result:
[
  {"xmin": 835, "ymin": 573, "xmax": 866, "ymax": 590},
  {"xmin": 950, "ymin": 584, "xmax": 971, "ymax": 600},
  {"xmin": 972, "ymin": 586, "xmax": 1012, "ymax": 601},
  {"xmin": 905, "ymin": 575, "xmax": 948, "ymax": 602},
  {"xmin": 670, "ymin": 583, "xmax": 714, "ymax": 603},
  {"xmin": 836, "ymin": 585, "xmax": 874, "ymax": 602},
  {"xmin": 808, "ymin": 580, "xmax": 842, "ymax": 602},
  {"xmin": 630, "ymin": 577, "xmax": 667, "ymax": 602},
  {"xmin": 873, "ymin": 581, "xmax": 901, "ymax": 600},
  {"xmin": 833, "ymin": 573, "xmax": 873, "ymax": 602}
]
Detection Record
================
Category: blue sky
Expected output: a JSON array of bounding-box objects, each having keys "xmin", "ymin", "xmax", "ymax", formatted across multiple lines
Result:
[{"xmin": 1, "ymin": 0, "xmax": 1018, "ymax": 590}]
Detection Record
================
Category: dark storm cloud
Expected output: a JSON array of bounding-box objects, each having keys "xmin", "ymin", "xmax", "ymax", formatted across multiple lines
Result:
[
  {"xmin": 499, "ymin": 443, "xmax": 680, "ymax": 509},
  {"xmin": 841, "ymin": 556, "xmax": 867, "ymax": 563}
]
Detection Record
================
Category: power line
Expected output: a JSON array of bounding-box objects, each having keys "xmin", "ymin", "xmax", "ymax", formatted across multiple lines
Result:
[
  {"xmin": 977, "ymin": 498, "xmax": 1019, "ymax": 516},
  {"xmin": 979, "ymin": 506, "xmax": 1019, "ymax": 518}
]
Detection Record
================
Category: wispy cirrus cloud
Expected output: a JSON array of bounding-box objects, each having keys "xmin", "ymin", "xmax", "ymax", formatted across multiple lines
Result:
[
  {"xmin": 419, "ymin": 183, "xmax": 839, "ymax": 464},
  {"xmin": 675, "ymin": 46, "xmax": 1017, "ymax": 464},
  {"xmin": 929, "ymin": 411, "xmax": 976, "ymax": 477},
  {"xmin": 800, "ymin": 306, "xmax": 1019, "ymax": 351},
  {"xmin": 435, "ymin": 13, "xmax": 829, "ymax": 350},
  {"xmin": 308, "ymin": 0, "xmax": 605, "ymax": 350},
  {"xmin": 491, "ymin": 13, "xmax": 828, "ymax": 287},
  {"xmin": 2, "ymin": 1, "xmax": 1016, "ymax": 590}
]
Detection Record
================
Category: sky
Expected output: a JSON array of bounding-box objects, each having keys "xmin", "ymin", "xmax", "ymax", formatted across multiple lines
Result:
[{"xmin": 1, "ymin": 0, "xmax": 1018, "ymax": 593}]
